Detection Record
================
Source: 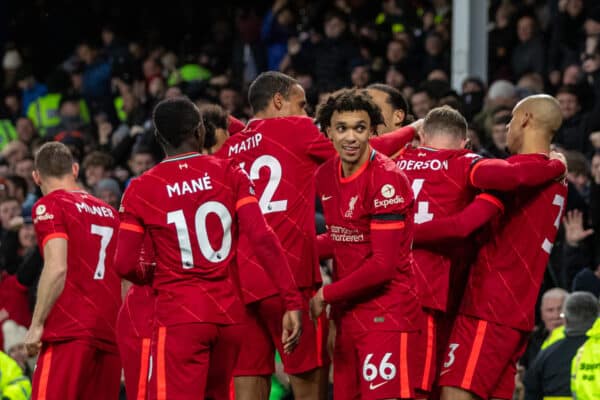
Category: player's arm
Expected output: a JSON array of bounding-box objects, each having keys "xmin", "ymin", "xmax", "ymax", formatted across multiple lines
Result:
[
  {"xmin": 369, "ymin": 122, "xmax": 419, "ymax": 157},
  {"xmin": 23, "ymin": 236, "xmax": 67, "ymax": 355},
  {"xmin": 469, "ymin": 155, "xmax": 566, "ymax": 191},
  {"xmin": 414, "ymin": 194, "xmax": 503, "ymax": 243},
  {"xmin": 228, "ymin": 115, "xmax": 245, "ymax": 135},
  {"xmin": 316, "ymin": 232, "xmax": 334, "ymax": 260}
]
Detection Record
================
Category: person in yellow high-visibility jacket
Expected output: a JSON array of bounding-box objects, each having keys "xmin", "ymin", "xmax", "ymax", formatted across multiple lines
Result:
[
  {"xmin": 572, "ymin": 317, "xmax": 600, "ymax": 400},
  {"xmin": 0, "ymin": 351, "xmax": 31, "ymax": 400}
]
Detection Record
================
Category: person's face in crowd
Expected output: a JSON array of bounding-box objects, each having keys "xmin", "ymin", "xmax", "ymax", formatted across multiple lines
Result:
[
  {"xmin": 98, "ymin": 189, "xmax": 120, "ymax": 209},
  {"xmin": 0, "ymin": 200, "xmax": 20, "ymax": 229},
  {"xmin": 4, "ymin": 94, "xmax": 19, "ymax": 115},
  {"xmin": 585, "ymin": 18, "xmax": 600, "ymax": 36},
  {"xmin": 219, "ymin": 89, "xmax": 240, "ymax": 113},
  {"xmin": 15, "ymin": 159, "xmax": 33, "ymax": 184},
  {"xmin": 567, "ymin": 170, "xmax": 590, "ymax": 194},
  {"xmin": 351, "ymin": 66, "xmax": 370, "ymax": 88},
  {"xmin": 296, "ymin": 74, "xmax": 314, "ymax": 91},
  {"xmin": 165, "ymin": 87, "xmax": 183, "ymax": 99},
  {"xmin": 541, "ymin": 295, "xmax": 565, "ymax": 332},
  {"xmin": 277, "ymin": 8, "xmax": 295, "ymax": 27},
  {"xmin": 556, "ymin": 92, "xmax": 581, "ymax": 120},
  {"xmin": 386, "ymin": 41, "xmax": 406, "ymax": 64},
  {"xmin": 563, "ymin": 65, "xmax": 582, "ymax": 85},
  {"xmin": 77, "ymin": 44, "xmax": 95, "ymax": 65},
  {"xmin": 328, "ymin": 110, "xmax": 373, "ymax": 168},
  {"xmin": 2, "ymin": 141, "xmax": 28, "ymax": 166},
  {"xmin": 385, "ymin": 68, "xmax": 406, "ymax": 88},
  {"xmin": 143, "ymin": 58, "xmax": 161, "ymax": 79},
  {"xmin": 428, "ymin": 69, "xmax": 449, "ymax": 82},
  {"xmin": 60, "ymin": 101, "xmax": 81, "ymax": 118},
  {"xmin": 101, "ymin": 28, "xmax": 115, "ymax": 46},
  {"xmin": 425, "ymin": 35, "xmax": 443, "ymax": 56},
  {"xmin": 491, "ymin": 123, "xmax": 508, "ymax": 151},
  {"xmin": 85, "ymin": 166, "xmax": 109, "ymax": 188},
  {"xmin": 324, "ymin": 16, "xmax": 346, "ymax": 40},
  {"xmin": 517, "ymin": 16, "xmax": 535, "ymax": 43},
  {"xmin": 367, "ymin": 89, "xmax": 405, "ymax": 135},
  {"xmin": 5, "ymin": 180, "xmax": 24, "ymax": 203},
  {"xmin": 122, "ymin": 90, "xmax": 139, "ymax": 113},
  {"xmin": 591, "ymin": 153, "xmax": 600, "ymax": 183},
  {"xmin": 129, "ymin": 153, "xmax": 156, "ymax": 176},
  {"xmin": 566, "ymin": 0, "xmax": 584, "ymax": 18},
  {"xmin": 16, "ymin": 118, "xmax": 35, "ymax": 143},
  {"xmin": 280, "ymin": 84, "xmax": 307, "ymax": 117},
  {"xmin": 411, "ymin": 91, "xmax": 434, "ymax": 119},
  {"xmin": 462, "ymin": 80, "xmax": 482, "ymax": 94},
  {"xmin": 495, "ymin": 5, "xmax": 511, "ymax": 29},
  {"xmin": 18, "ymin": 223, "xmax": 36, "ymax": 248}
]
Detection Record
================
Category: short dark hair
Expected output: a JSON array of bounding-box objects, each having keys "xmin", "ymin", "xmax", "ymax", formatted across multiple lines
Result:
[
  {"xmin": 248, "ymin": 71, "xmax": 298, "ymax": 113},
  {"xmin": 492, "ymin": 114, "xmax": 511, "ymax": 126},
  {"xmin": 82, "ymin": 151, "xmax": 113, "ymax": 171},
  {"xmin": 34, "ymin": 142, "xmax": 74, "ymax": 178},
  {"xmin": 153, "ymin": 97, "xmax": 204, "ymax": 150},
  {"xmin": 423, "ymin": 106, "xmax": 467, "ymax": 140},
  {"xmin": 316, "ymin": 88, "xmax": 384, "ymax": 132},
  {"xmin": 556, "ymin": 85, "xmax": 581, "ymax": 102},
  {"xmin": 367, "ymin": 83, "xmax": 409, "ymax": 115},
  {"xmin": 199, "ymin": 104, "xmax": 229, "ymax": 150}
]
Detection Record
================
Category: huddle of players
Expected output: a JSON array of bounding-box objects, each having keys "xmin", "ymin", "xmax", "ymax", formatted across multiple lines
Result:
[{"xmin": 21, "ymin": 71, "xmax": 568, "ymax": 400}]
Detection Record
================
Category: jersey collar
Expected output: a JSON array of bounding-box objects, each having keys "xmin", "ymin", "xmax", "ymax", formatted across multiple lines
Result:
[
  {"xmin": 338, "ymin": 148, "xmax": 375, "ymax": 183},
  {"xmin": 162, "ymin": 152, "xmax": 202, "ymax": 163}
]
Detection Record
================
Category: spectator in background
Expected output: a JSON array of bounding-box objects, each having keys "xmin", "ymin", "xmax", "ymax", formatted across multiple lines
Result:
[
  {"xmin": 15, "ymin": 66, "xmax": 47, "ymax": 115},
  {"xmin": 548, "ymin": 0, "xmax": 586, "ymax": 87},
  {"xmin": 521, "ymin": 288, "xmax": 568, "ymax": 369},
  {"xmin": 82, "ymin": 151, "xmax": 113, "ymax": 189},
  {"xmin": 421, "ymin": 31, "xmax": 450, "ymax": 80},
  {"xmin": 127, "ymin": 147, "xmax": 155, "ymax": 178},
  {"xmin": 385, "ymin": 39, "xmax": 416, "ymax": 83},
  {"xmin": 14, "ymin": 117, "xmax": 37, "ymax": 147},
  {"xmin": 511, "ymin": 14, "xmax": 546, "ymax": 79},
  {"xmin": 350, "ymin": 63, "xmax": 371, "ymax": 88},
  {"xmin": 473, "ymin": 79, "xmax": 518, "ymax": 139},
  {"xmin": 410, "ymin": 86, "xmax": 436, "ymax": 119},
  {"xmin": 571, "ymin": 315, "xmax": 600, "ymax": 400},
  {"xmin": 94, "ymin": 178, "xmax": 121, "ymax": 209},
  {"xmin": 77, "ymin": 41, "xmax": 112, "ymax": 113},
  {"xmin": 572, "ymin": 252, "xmax": 600, "ymax": 298},
  {"xmin": 486, "ymin": 114, "xmax": 510, "ymax": 159},
  {"xmin": 289, "ymin": 9, "xmax": 361, "ymax": 92},
  {"xmin": 262, "ymin": 0, "xmax": 297, "ymax": 71},
  {"xmin": 584, "ymin": 6, "xmax": 600, "ymax": 36},
  {"xmin": 489, "ymin": 2, "xmax": 516, "ymax": 81},
  {"xmin": 219, "ymin": 86, "xmax": 247, "ymax": 120},
  {"xmin": 524, "ymin": 291, "xmax": 599, "ymax": 400}
]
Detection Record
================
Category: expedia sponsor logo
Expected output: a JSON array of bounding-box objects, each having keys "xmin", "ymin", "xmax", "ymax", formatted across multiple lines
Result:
[{"xmin": 374, "ymin": 196, "xmax": 404, "ymax": 209}]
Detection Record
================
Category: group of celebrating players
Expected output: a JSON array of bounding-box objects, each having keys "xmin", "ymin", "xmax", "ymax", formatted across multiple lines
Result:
[{"xmin": 20, "ymin": 70, "xmax": 568, "ymax": 400}]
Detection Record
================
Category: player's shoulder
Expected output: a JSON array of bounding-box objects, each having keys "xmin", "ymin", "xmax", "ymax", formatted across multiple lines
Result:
[{"xmin": 372, "ymin": 151, "xmax": 405, "ymax": 176}]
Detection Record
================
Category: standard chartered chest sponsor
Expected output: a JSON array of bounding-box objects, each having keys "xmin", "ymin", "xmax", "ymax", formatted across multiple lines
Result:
[{"xmin": 328, "ymin": 224, "xmax": 368, "ymax": 243}]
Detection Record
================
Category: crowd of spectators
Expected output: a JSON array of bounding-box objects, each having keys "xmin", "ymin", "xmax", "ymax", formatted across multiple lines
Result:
[{"xmin": 0, "ymin": 0, "xmax": 599, "ymax": 399}]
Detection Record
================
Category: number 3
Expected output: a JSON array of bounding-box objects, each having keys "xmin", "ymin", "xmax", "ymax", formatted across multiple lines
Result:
[{"xmin": 444, "ymin": 343, "xmax": 459, "ymax": 368}]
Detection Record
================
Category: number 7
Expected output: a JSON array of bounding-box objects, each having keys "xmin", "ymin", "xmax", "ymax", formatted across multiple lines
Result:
[
  {"xmin": 541, "ymin": 194, "xmax": 565, "ymax": 254},
  {"xmin": 91, "ymin": 224, "xmax": 114, "ymax": 280}
]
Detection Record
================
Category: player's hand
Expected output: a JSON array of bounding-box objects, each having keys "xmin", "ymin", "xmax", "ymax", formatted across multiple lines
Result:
[
  {"xmin": 309, "ymin": 287, "xmax": 326, "ymax": 320},
  {"xmin": 563, "ymin": 209, "xmax": 594, "ymax": 247},
  {"xmin": 409, "ymin": 118, "xmax": 424, "ymax": 136},
  {"xmin": 549, "ymin": 151, "xmax": 568, "ymax": 180},
  {"xmin": 23, "ymin": 324, "xmax": 43, "ymax": 357},
  {"xmin": 282, "ymin": 310, "xmax": 302, "ymax": 354}
]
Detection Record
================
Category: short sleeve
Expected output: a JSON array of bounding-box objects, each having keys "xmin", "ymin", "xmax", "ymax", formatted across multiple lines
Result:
[
  {"xmin": 33, "ymin": 197, "xmax": 67, "ymax": 251},
  {"xmin": 118, "ymin": 179, "xmax": 145, "ymax": 234},
  {"xmin": 302, "ymin": 119, "xmax": 336, "ymax": 162},
  {"xmin": 230, "ymin": 162, "xmax": 259, "ymax": 210}
]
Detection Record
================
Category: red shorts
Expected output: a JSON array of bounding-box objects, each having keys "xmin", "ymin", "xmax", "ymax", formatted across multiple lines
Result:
[
  {"xmin": 31, "ymin": 339, "xmax": 121, "ymax": 400},
  {"xmin": 438, "ymin": 314, "xmax": 528, "ymax": 400},
  {"xmin": 333, "ymin": 327, "xmax": 422, "ymax": 400},
  {"xmin": 234, "ymin": 290, "xmax": 329, "ymax": 376},
  {"xmin": 116, "ymin": 307, "xmax": 152, "ymax": 400},
  {"xmin": 415, "ymin": 308, "xmax": 439, "ymax": 394},
  {"xmin": 148, "ymin": 323, "xmax": 242, "ymax": 400}
]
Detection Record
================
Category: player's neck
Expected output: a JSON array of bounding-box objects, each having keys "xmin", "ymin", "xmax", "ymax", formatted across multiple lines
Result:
[
  {"xmin": 341, "ymin": 149, "xmax": 370, "ymax": 177},
  {"xmin": 165, "ymin": 144, "xmax": 201, "ymax": 158},
  {"xmin": 518, "ymin": 133, "xmax": 551, "ymax": 155},
  {"xmin": 42, "ymin": 178, "xmax": 80, "ymax": 196},
  {"xmin": 253, "ymin": 110, "xmax": 277, "ymax": 120}
]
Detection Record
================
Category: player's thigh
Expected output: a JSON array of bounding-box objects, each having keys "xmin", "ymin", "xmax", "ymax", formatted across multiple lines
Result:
[
  {"xmin": 118, "ymin": 335, "xmax": 151, "ymax": 400},
  {"xmin": 148, "ymin": 324, "xmax": 216, "ymax": 400},
  {"xmin": 415, "ymin": 308, "xmax": 439, "ymax": 394},
  {"xmin": 83, "ymin": 349, "xmax": 121, "ymax": 399},
  {"xmin": 206, "ymin": 324, "xmax": 244, "ymax": 400},
  {"xmin": 356, "ymin": 330, "xmax": 418, "ymax": 400},
  {"xmin": 233, "ymin": 301, "xmax": 276, "ymax": 376},
  {"xmin": 332, "ymin": 326, "xmax": 360, "ymax": 400},
  {"xmin": 438, "ymin": 314, "xmax": 523, "ymax": 400},
  {"xmin": 490, "ymin": 334, "xmax": 529, "ymax": 400},
  {"xmin": 31, "ymin": 340, "xmax": 94, "ymax": 400},
  {"xmin": 260, "ymin": 290, "xmax": 330, "ymax": 376}
]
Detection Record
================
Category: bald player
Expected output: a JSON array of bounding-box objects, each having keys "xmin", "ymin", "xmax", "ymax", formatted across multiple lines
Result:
[
  {"xmin": 439, "ymin": 95, "xmax": 569, "ymax": 400},
  {"xmin": 366, "ymin": 84, "xmax": 409, "ymax": 135}
]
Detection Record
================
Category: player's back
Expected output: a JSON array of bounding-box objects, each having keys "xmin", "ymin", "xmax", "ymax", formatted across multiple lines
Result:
[
  {"xmin": 395, "ymin": 147, "xmax": 480, "ymax": 311},
  {"xmin": 217, "ymin": 116, "xmax": 333, "ymax": 301},
  {"xmin": 460, "ymin": 154, "xmax": 568, "ymax": 331},
  {"xmin": 123, "ymin": 153, "xmax": 247, "ymax": 326},
  {"xmin": 33, "ymin": 190, "xmax": 121, "ymax": 348}
]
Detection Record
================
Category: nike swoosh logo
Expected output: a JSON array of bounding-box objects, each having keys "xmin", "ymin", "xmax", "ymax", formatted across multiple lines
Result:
[
  {"xmin": 321, "ymin": 195, "xmax": 332, "ymax": 201},
  {"xmin": 369, "ymin": 381, "xmax": 389, "ymax": 390}
]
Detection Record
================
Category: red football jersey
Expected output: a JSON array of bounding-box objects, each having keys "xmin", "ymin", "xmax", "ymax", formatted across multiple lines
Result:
[
  {"xmin": 316, "ymin": 150, "xmax": 421, "ymax": 332},
  {"xmin": 33, "ymin": 190, "xmax": 121, "ymax": 348},
  {"xmin": 216, "ymin": 116, "xmax": 416, "ymax": 303},
  {"xmin": 460, "ymin": 154, "xmax": 568, "ymax": 331},
  {"xmin": 119, "ymin": 153, "xmax": 254, "ymax": 326},
  {"xmin": 395, "ymin": 147, "xmax": 481, "ymax": 312}
]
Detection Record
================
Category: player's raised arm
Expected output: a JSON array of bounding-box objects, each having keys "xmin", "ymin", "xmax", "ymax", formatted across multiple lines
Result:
[
  {"xmin": 369, "ymin": 121, "xmax": 420, "ymax": 156},
  {"xmin": 414, "ymin": 193, "xmax": 504, "ymax": 243},
  {"xmin": 24, "ymin": 235, "xmax": 67, "ymax": 356}
]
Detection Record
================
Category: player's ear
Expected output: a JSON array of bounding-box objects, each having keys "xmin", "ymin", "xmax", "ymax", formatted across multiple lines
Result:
[
  {"xmin": 393, "ymin": 110, "xmax": 405, "ymax": 127},
  {"xmin": 72, "ymin": 163, "xmax": 80, "ymax": 178},
  {"xmin": 273, "ymin": 93, "xmax": 283, "ymax": 111},
  {"xmin": 32, "ymin": 170, "xmax": 42, "ymax": 187},
  {"xmin": 522, "ymin": 112, "xmax": 532, "ymax": 128}
]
